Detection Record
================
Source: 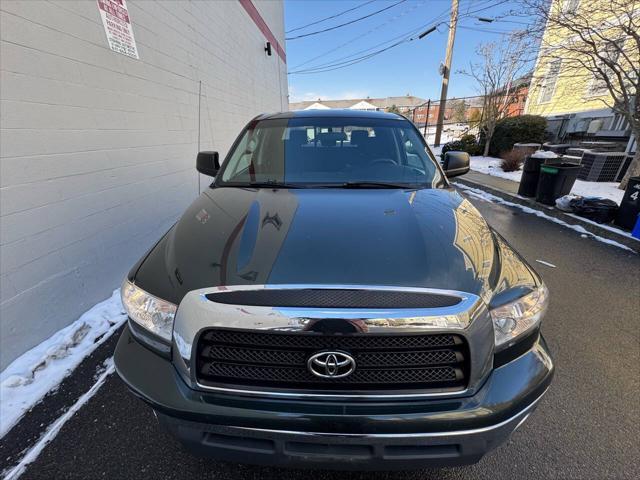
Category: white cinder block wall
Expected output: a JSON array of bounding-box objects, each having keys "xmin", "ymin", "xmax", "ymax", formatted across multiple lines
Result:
[{"xmin": 0, "ymin": 0, "xmax": 288, "ymax": 369}]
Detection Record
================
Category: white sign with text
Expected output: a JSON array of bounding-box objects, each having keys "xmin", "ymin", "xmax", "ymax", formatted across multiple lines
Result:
[{"xmin": 97, "ymin": 0, "xmax": 139, "ymax": 59}]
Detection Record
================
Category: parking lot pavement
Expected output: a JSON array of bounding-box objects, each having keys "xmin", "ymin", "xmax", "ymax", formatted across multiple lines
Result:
[{"xmin": 12, "ymin": 194, "xmax": 640, "ymax": 480}]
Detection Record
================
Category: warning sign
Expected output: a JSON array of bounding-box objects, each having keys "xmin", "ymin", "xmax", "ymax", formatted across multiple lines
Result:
[{"xmin": 97, "ymin": 0, "xmax": 139, "ymax": 59}]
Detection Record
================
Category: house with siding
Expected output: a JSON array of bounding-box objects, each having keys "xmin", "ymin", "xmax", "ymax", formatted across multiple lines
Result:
[{"xmin": 525, "ymin": 0, "xmax": 637, "ymax": 155}]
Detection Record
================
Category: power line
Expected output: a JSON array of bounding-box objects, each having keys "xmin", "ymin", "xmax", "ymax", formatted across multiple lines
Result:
[
  {"xmin": 286, "ymin": 0, "xmax": 376, "ymax": 34},
  {"xmin": 286, "ymin": 0, "xmax": 407, "ymax": 40},
  {"xmin": 291, "ymin": 0, "xmax": 438, "ymax": 70},
  {"xmin": 289, "ymin": 24, "xmax": 441, "ymax": 75},
  {"xmin": 288, "ymin": 0, "xmax": 516, "ymax": 75},
  {"xmin": 458, "ymin": 25, "xmax": 516, "ymax": 35},
  {"xmin": 294, "ymin": 23, "xmax": 432, "ymax": 71},
  {"xmin": 291, "ymin": 2, "xmax": 449, "ymax": 71},
  {"xmin": 289, "ymin": 39, "xmax": 413, "ymax": 74},
  {"xmin": 463, "ymin": 0, "xmax": 512, "ymax": 17}
]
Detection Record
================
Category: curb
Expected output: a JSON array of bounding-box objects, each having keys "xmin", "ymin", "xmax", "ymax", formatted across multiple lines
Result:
[{"xmin": 455, "ymin": 177, "xmax": 640, "ymax": 254}]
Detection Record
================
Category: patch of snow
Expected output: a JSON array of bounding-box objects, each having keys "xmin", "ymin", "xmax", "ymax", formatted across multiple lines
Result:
[
  {"xmin": 531, "ymin": 150, "xmax": 559, "ymax": 159},
  {"xmin": 470, "ymin": 156, "xmax": 523, "ymax": 182},
  {"xmin": 570, "ymin": 180, "xmax": 625, "ymax": 203},
  {"xmin": 455, "ymin": 183, "xmax": 636, "ymax": 253},
  {"xmin": 566, "ymin": 213, "xmax": 639, "ymax": 241},
  {"xmin": 2, "ymin": 359, "xmax": 116, "ymax": 480},
  {"xmin": 468, "ymin": 156, "xmax": 625, "ymax": 203},
  {"xmin": 0, "ymin": 290, "xmax": 126, "ymax": 438}
]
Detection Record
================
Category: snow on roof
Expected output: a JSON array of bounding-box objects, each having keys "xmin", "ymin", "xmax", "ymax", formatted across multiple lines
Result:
[
  {"xmin": 303, "ymin": 102, "xmax": 330, "ymax": 110},
  {"xmin": 349, "ymin": 100, "xmax": 377, "ymax": 110}
]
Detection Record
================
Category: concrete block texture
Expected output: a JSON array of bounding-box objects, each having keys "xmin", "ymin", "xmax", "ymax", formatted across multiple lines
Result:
[{"xmin": 0, "ymin": 0, "xmax": 288, "ymax": 369}]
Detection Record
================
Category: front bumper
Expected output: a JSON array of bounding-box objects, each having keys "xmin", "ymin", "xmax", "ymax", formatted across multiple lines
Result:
[{"xmin": 114, "ymin": 326, "xmax": 554, "ymax": 470}]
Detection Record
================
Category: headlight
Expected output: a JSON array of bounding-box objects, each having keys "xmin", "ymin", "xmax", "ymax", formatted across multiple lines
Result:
[
  {"xmin": 121, "ymin": 279, "xmax": 177, "ymax": 343},
  {"xmin": 490, "ymin": 284, "xmax": 549, "ymax": 350}
]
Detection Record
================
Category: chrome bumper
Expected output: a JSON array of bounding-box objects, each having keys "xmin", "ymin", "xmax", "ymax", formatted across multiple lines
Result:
[{"xmin": 170, "ymin": 284, "xmax": 495, "ymax": 399}]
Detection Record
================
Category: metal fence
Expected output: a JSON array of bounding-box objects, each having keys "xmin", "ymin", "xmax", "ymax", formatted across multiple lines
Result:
[
  {"xmin": 393, "ymin": 94, "xmax": 487, "ymax": 146},
  {"xmin": 394, "ymin": 93, "xmax": 526, "ymax": 146}
]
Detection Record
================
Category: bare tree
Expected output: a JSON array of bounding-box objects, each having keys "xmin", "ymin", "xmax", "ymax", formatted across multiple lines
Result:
[
  {"xmin": 450, "ymin": 99, "xmax": 467, "ymax": 123},
  {"xmin": 387, "ymin": 104, "xmax": 401, "ymax": 114},
  {"xmin": 461, "ymin": 34, "xmax": 533, "ymax": 156},
  {"xmin": 520, "ymin": 0, "xmax": 640, "ymax": 189},
  {"xmin": 468, "ymin": 108, "xmax": 483, "ymax": 130}
]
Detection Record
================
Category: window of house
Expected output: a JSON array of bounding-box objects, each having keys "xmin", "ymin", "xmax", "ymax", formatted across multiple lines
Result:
[
  {"xmin": 587, "ymin": 39, "xmax": 624, "ymax": 96},
  {"xmin": 538, "ymin": 59, "xmax": 562, "ymax": 104},
  {"xmin": 561, "ymin": 0, "xmax": 580, "ymax": 14}
]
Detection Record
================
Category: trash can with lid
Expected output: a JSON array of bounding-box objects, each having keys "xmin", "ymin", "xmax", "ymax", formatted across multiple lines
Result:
[
  {"xmin": 518, "ymin": 151, "xmax": 559, "ymax": 197},
  {"xmin": 615, "ymin": 176, "xmax": 640, "ymax": 230},
  {"xmin": 535, "ymin": 163, "xmax": 582, "ymax": 206}
]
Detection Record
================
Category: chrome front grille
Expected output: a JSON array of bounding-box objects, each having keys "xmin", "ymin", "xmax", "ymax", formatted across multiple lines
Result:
[
  {"xmin": 172, "ymin": 285, "xmax": 493, "ymax": 399},
  {"xmin": 196, "ymin": 329, "xmax": 469, "ymax": 392}
]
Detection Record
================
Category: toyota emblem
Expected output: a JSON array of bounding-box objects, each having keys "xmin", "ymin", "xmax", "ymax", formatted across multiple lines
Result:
[{"xmin": 307, "ymin": 351, "xmax": 356, "ymax": 379}]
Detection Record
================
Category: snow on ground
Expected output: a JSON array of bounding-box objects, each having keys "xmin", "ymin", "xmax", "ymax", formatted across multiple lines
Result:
[
  {"xmin": 455, "ymin": 183, "xmax": 635, "ymax": 252},
  {"xmin": 3, "ymin": 359, "xmax": 116, "ymax": 480},
  {"xmin": 429, "ymin": 145, "xmax": 442, "ymax": 156},
  {"xmin": 0, "ymin": 290, "xmax": 126, "ymax": 438},
  {"xmin": 568, "ymin": 179, "xmax": 625, "ymax": 204},
  {"xmin": 469, "ymin": 156, "xmax": 625, "ymax": 203},
  {"xmin": 469, "ymin": 156, "xmax": 523, "ymax": 182}
]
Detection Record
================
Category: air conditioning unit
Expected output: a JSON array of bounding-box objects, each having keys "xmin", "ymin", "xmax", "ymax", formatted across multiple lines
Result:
[{"xmin": 579, "ymin": 151, "xmax": 628, "ymax": 182}]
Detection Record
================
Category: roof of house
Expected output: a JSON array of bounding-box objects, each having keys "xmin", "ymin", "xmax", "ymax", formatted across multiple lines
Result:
[
  {"xmin": 289, "ymin": 95, "xmax": 428, "ymax": 111},
  {"xmin": 256, "ymin": 109, "xmax": 407, "ymax": 121}
]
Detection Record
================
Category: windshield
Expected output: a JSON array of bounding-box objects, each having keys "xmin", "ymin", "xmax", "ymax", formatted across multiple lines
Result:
[{"xmin": 217, "ymin": 117, "xmax": 444, "ymax": 188}]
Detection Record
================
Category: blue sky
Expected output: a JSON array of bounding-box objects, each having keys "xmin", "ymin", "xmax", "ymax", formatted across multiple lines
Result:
[{"xmin": 284, "ymin": 0, "xmax": 531, "ymax": 103}]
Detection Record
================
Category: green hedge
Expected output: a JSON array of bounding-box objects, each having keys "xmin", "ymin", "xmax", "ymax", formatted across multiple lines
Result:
[
  {"xmin": 486, "ymin": 115, "xmax": 547, "ymax": 156},
  {"xmin": 441, "ymin": 134, "xmax": 482, "ymax": 156}
]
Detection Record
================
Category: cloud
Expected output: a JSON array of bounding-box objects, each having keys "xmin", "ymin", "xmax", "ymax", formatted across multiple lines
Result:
[
  {"xmin": 288, "ymin": 90, "xmax": 323, "ymax": 103},
  {"xmin": 289, "ymin": 87, "xmax": 370, "ymax": 103}
]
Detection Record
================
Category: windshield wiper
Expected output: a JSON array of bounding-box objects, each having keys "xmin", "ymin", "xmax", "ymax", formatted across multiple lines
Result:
[
  {"xmin": 243, "ymin": 181, "xmax": 305, "ymax": 189},
  {"xmin": 337, "ymin": 181, "xmax": 418, "ymax": 189}
]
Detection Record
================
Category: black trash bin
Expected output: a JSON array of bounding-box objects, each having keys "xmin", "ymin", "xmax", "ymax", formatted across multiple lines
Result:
[
  {"xmin": 615, "ymin": 176, "xmax": 640, "ymax": 230},
  {"xmin": 535, "ymin": 163, "xmax": 582, "ymax": 206},
  {"xmin": 518, "ymin": 152, "xmax": 558, "ymax": 197},
  {"xmin": 518, "ymin": 154, "xmax": 547, "ymax": 197}
]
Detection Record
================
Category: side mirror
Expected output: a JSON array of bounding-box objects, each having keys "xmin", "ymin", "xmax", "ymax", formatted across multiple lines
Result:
[
  {"xmin": 197, "ymin": 151, "xmax": 220, "ymax": 177},
  {"xmin": 442, "ymin": 151, "xmax": 470, "ymax": 178}
]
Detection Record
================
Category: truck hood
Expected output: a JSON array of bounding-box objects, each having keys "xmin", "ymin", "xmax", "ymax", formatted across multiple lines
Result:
[{"xmin": 133, "ymin": 186, "xmax": 513, "ymax": 304}]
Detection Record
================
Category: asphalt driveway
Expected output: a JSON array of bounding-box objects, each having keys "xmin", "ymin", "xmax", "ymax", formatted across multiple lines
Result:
[{"xmin": 7, "ymin": 192, "xmax": 640, "ymax": 480}]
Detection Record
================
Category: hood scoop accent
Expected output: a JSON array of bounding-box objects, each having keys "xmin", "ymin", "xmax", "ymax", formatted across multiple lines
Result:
[{"xmin": 205, "ymin": 288, "xmax": 462, "ymax": 309}]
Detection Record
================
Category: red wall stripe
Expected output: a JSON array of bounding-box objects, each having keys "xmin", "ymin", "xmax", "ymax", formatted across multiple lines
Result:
[{"xmin": 238, "ymin": 0, "xmax": 286, "ymax": 63}]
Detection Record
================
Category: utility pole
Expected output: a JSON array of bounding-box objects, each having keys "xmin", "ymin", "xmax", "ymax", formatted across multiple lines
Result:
[{"xmin": 433, "ymin": 0, "xmax": 459, "ymax": 147}]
